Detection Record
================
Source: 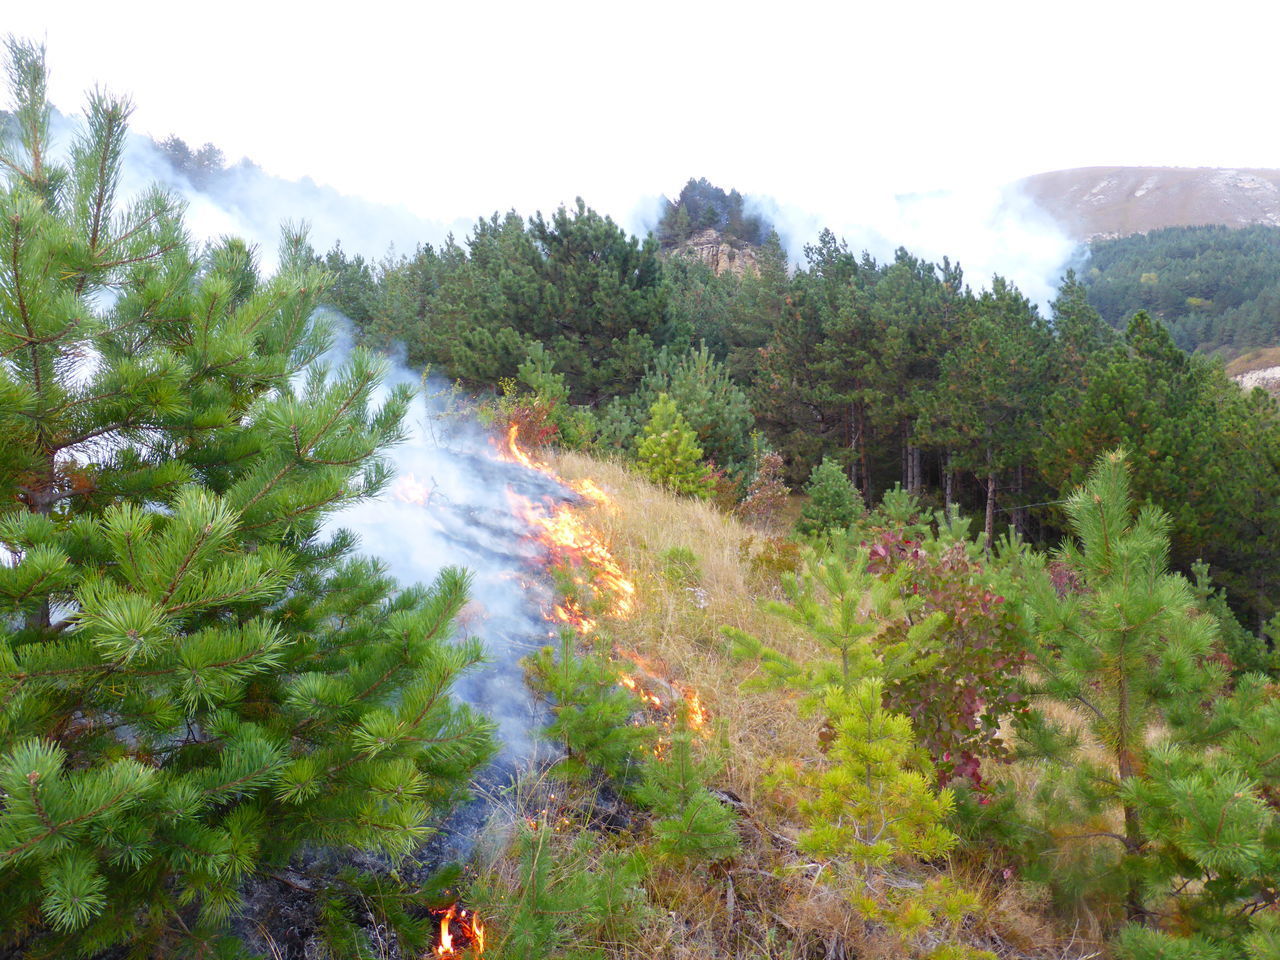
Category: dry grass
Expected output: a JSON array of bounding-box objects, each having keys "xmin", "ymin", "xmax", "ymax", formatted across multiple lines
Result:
[
  {"xmin": 548, "ymin": 449, "xmax": 825, "ymax": 810},
  {"xmin": 1224, "ymin": 345, "xmax": 1280, "ymax": 378},
  {"xmin": 474, "ymin": 449, "xmax": 1105, "ymax": 959}
]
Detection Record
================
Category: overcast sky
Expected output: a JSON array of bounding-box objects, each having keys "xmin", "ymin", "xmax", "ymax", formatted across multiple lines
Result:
[{"xmin": 8, "ymin": 1, "xmax": 1280, "ymax": 298}]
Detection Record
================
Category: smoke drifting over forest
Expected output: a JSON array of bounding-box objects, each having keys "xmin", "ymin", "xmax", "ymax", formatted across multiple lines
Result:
[
  {"xmin": 90, "ymin": 108, "xmax": 1079, "ymax": 305},
  {"xmin": 107, "ymin": 120, "xmax": 471, "ymax": 270}
]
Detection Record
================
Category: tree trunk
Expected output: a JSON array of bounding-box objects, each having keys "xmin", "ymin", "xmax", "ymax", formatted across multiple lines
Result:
[
  {"xmin": 909, "ymin": 444, "xmax": 923, "ymax": 496},
  {"xmin": 944, "ymin": 452, "xmax": 955, "ymax": 519},
  {"xmin": 901, "ymin": 422, "xmax": 910, "ymax": 491},
  {"xmin": 983, "ymin": 447, "xmax": 997, "ymax": 553},
  {"xmin": 1115, "ymin": 660, "xmax": 1148, "ymax": 924},
  {"xmin": 849, "ymin": 404, "xmax": 870, "ymax": 499},
  {"xmin": 1012, "ymin": 463, "xmax": 1028, "ymax": 538}
]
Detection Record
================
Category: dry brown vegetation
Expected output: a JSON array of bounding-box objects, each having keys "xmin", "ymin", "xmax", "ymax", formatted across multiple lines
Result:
[
  {"xmin": 469, "ymin": 451, "xmax": 1103, "ymax": 959},
  {"xmin": 1225, "ymin": 345, "xmax": 1280, "ymax": 378}
]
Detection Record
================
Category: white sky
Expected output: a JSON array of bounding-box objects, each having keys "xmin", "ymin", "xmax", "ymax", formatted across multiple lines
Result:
[{"xmin": 7, "ymin": 0, "xmax": 1280, "ymax": 300}]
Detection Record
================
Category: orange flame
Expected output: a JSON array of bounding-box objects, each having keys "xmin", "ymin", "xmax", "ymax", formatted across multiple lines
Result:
[
  {"xmin": 432, "ymin": 903, "xmax": 485, "ymax": 957},
  {"xmin": 436, "ymin": 905, "xmax": 454, "ymax": 955},
  {"xmin": 616, "ymin": 648, "xmax": 710, "ymax": 733},
  {"xmin": 500, "ymin": 425, "xmax": 634, "ymax": 626},
  {"xmin": 497, "ymin": 424, "xmax": 713, "ymax": 735}
]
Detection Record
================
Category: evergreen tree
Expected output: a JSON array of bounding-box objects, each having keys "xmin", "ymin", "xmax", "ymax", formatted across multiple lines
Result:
[
  {"xmin": 471, "ymin": 822, "xmax": 648, "ymax": 960},
  {"xmin": 634, "ymin": 715, "xmax": 740, "ymax": 863},
  {"xmin": 1019, "ymin": 450, "xmax": 1222, "ymax": 926},
  {"xmin": 920, "ymin": 277, "xmax": 1051, "ymax": 544},
  {"xmin": 633, "ymin": 394, "xmax": 713, "ymax": 498},
  {"xmin": 599, "ymin": 343, "xmax": 754, "ymax": 474},
  {"xmin": 525, "ymin": 632, "xmax": 654, "ymax": 783},
  {"xmin": 796, "ymin": 456, "xmax": 864, "ymax": 537},
  {"xmin": 1039, "ymin": 312, "xmax": 1280, "ymax": 628},
  {"xmin": 0, "ymin": 42, "xmax": 492, "ymax": 956}
]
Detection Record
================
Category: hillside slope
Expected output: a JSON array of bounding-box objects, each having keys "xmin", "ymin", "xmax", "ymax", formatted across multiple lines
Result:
[{"xmin": 1018, "ymin": 166, "xmax": 1280, "ymax": 240}]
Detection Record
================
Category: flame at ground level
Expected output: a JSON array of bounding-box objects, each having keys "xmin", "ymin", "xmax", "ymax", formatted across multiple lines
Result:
[
  {"xmin": 430, "ymin": 903, "xmax": 485, "ymax": 957},
  {"xmin": 498, "ymin": 425, "xmax": 711, "ymax": 735}
]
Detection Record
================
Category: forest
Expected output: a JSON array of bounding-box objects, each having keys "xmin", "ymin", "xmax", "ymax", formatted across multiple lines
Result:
[
  {"xmin": 2, "ymin": 37, "xmax": 1280, "ymax": 960},
  {"xmin": 1082, "ymin": 224, "xmax": 1280, "ymax": 355}
]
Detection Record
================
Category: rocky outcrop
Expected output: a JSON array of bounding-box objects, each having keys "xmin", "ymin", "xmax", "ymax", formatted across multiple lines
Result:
[
  {"xmin": 1235, "ymin": 365, "xmax": 1280, "ymax": 398},
  {"xmin": 666, "ymin": 228, "xmax": 761, "ymax": 277},
  {"xmin": 1016, "ymin": 166, "xmax": 1280, "ymax": 241}
]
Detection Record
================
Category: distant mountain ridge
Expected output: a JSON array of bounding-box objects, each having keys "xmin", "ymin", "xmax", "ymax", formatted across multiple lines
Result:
[{"xmin": 1017, "ymin": 166, "xmax": 1280, "ymax": 241}]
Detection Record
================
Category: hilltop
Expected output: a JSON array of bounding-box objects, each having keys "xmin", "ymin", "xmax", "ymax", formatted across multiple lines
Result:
[
  {"xmin": 1017, "ymin": 165, "xmax": 1280, "ymax": 240},
  {"xmin": 656, "ymin": 178, "xmax": 775, "ymax": 277}
]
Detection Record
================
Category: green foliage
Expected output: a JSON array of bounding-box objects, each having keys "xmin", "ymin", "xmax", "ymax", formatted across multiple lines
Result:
[
  {"xmin": 772, "ymin": 679, "xmax": 984, "ymax": 956},
  {"xmin": 602, "ymin": 343, "xmax": 755, "ymax": 473},
  {"xmin": 776, "ymin": 678, "xmax": 956, "ymax": 868},
  {"xmin": 0, "ymin": 43, "xmax": 493, "ymax": 956},
  {"xmin": 796, "ymin": 456, "xmax": 864, "ymax": 537},
  {"xmin": 1082, "ymin": 224, "xmax": 1280, "ymax": 354},
  {"xmin": 634, "ymin": 714, "xmax": 740, "ymax": 863},
  {"xmin": 656, "ymin": 177, "xmax": 771, "ymax": 248},
  {"xmin": 1191, "ymin": 559, "xmax": 1276, "ymax": 675},
  {"xmin": 727, "ymin": 547, "xmax": 932, "ymax": 695},
  {"xmin": 515, "ymin": 342, "xmax": 597, "ymax": 449},
  {"xmin": 658, "ymin": 546, "xmax": 701, "ymax": 586},
  {"xmin": 633, "ymin": 394, "xmax": 713, "ymax": 498},
  {"xmin": 1007, "ymin": 450, "xmax": 1280, "ymax": 952},
  {"xmin": 470, "ymin": 823, "xmax": 649, "ymax": 960},
  {"xmin": 725, "ymin": 550, "xmax": 981, "ymax": 951},
  {"xmin": 1040, "ymin": 311, "xmax": 1280, "ymax": 628},
  {"xmin": 736, "ymin": 534, "xmax": 802, "ymax": 586},
  {"xmin": 524, "ymin": 632, "xmax": 655, "ymax": 784}
]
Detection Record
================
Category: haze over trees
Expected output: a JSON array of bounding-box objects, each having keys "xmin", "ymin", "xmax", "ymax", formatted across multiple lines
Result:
[{"xmin": 4, "ymin": 36, "xmax": 1280, "ymax": 960}]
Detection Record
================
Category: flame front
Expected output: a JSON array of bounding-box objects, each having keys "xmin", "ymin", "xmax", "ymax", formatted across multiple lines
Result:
[
  {"xmin": 498, "ymin": 426, "xmax": 635, "ymax": 625},
  {"xmin": 431, "ymin": 903, "xmax": 484, "ymax": 957},
  {"xmin": 498, "ymin": 425, "xmax": 711, "ymax": 736}
]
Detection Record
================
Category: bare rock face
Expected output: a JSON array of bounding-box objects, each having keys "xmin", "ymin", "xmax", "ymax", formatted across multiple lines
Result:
[
  {"xmin": 668, "ymin": 228, "xmax": 761, "ymax": 277},
  {"xmin": 1017, "ymin": 166, "xmax": 1280, "ymax": 241},
  {"xmin": 1235, "ymin": 365, "xmax": 1280, "ymax": 398}
]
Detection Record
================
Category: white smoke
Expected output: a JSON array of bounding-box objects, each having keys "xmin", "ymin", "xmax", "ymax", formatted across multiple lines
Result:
[
  {"xmin": 115, "ymin": 128, "xmax": 472, "ymax": 271},
  {"xmin": 738, "ymin": 180, "xmax": 1079, "ymax": 309},
  {"xmin": 329, "ymin": 363, "xmax": 570, "ymax": 768}
]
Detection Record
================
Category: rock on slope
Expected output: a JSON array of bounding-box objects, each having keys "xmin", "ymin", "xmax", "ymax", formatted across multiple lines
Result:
[{"xmin": 665, "ymin": 227, "xmax": 761, "ymax": 277}]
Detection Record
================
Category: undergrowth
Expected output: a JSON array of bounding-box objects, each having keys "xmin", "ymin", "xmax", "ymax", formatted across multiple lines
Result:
[{"xmin": 461, "ymin": 451, "xmax": 1091, "ymax": 959}]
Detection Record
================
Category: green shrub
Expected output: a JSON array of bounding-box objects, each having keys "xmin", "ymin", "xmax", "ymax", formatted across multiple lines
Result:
[
  {"xmin": 634, "ymin": 394, "xmax": 713, "ymax": 498},
  {"xmin": 795, "ymin": 457, "xmax": 863, "ymax": 537}
]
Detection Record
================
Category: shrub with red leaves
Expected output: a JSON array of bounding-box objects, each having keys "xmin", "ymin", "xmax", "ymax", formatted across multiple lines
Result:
[
  {"xmin": 501, "ymin": 395, "xmax": 561, "ymax": 449},
  {"xmin": 865, "ymin": 530, "xmax": 1030, "ymax": 789}
]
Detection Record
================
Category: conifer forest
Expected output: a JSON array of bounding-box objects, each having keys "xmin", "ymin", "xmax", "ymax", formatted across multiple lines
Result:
[{"xmin": 4, "ymin": 38, "xmax": 1280, "ymax": 960}]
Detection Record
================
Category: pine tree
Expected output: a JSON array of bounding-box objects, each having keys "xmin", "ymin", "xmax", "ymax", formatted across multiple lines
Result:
[
  {"xmin": 470, "ymin": 822, "xmax": 648, "ymax": 960},
  {"xmin": 634, "ymin": 714, "xmax": 740, "ymax": 863},
  {"xmin": 0, "ymin": 41, "xmax": 493, "ymax": 956},
  {"xmin": 795, "ymin": 456, "xmax": 864, "ymax": 537},
  {"xmin": 1018, "ymin": 450, "xmax": 1222, "ymax": 927},
  {"xmin": 605, "ymin": 343, "xmax": 754, "ymax": 474},
  {"xmin": 633, "ymin": 393, "xmax": 713, "ymax": 498},
  {"xmin": 524, "ymin": 632, "xmax": 655, "ymax": 783}
]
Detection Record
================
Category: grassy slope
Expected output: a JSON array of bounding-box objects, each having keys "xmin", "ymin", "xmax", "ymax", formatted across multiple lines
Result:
[{"xmin": 484, "ymin": 451, "xmax": 1081, "ymax": 959}]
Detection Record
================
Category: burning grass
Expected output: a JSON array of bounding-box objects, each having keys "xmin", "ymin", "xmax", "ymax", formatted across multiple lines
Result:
[
  {"xmin": 466, "ymin": 430, "xmax": 1097, "ymax": 958},
  {"xmin": 542, "ymin": 449, "xmax": 821, "ymax": 807}
]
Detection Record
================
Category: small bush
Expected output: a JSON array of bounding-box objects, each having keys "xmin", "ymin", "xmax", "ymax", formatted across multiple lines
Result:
[
  {"xmin": 659, "ymin": 546, "xmax": 701, "ymax": 586},
  {"xmin": 735, "ymin": 448, "xmax": 790, "ymax": 530}
]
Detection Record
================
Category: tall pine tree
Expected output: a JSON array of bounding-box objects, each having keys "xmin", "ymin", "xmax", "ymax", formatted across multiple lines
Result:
[{"xmin": 0, "ymin": 40, "xmax": 493, "ymax": 957}]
